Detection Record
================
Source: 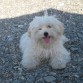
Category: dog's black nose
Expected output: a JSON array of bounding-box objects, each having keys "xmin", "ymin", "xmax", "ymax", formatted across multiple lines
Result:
[{"xmin": 44, "ymin": 32, "xmax": 48, "ymax": 37}]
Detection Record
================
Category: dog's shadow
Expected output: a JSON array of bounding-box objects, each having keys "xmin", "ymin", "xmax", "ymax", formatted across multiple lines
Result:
[{"xmin": 0, "ymin": 8, "xmax": 83, "ymax": 81}]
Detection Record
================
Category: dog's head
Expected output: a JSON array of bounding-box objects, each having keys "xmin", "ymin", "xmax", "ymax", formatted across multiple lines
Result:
[{"xmin": 28, "ymin": 15, "xmax": 64, "ymax": 47}]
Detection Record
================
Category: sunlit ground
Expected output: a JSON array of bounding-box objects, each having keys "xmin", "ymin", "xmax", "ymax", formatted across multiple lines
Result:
[{"xmin": 0, "ymin": 0, "xmax": 83, "ymax": 19}]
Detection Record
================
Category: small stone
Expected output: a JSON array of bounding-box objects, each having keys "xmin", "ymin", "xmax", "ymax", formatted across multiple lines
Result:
[
  {"xmin": 13, "ymin": 80, "xmax": 19, "ymax": 83},
  {"xmin": 18, "ymin": 68, "xmax": 22, "ymax": 75},
  {"xmin": 50, "ymin": 72, "xmax": 56, "ymax": 76},
  {"xmin": 18, "ymin": 25, "xmax": 24, "ymax": 28},
  {"xmin": 35, "ymin": 78, "xmax": 44, "ymax": 83},
  {"xmin": 20, "ymin": 76, "xmax": 25, "ymax": 80},
  {"xmin": 71, "ymin": 47, "xmax": 78, "ymax": 51},
  {"xmin": 29, "ymin": 75, "xmax": 35, "ymax": 82},
  {"xmin": 74, "ymin": 75, "xmax": 79, "ymax": 78},
  {"xmin": 44, "ymin": 76, "xmax": 56, "ymax": 82},
  {"xmin": 81, "ymin": 30, "xmax": 83, "ymax": 34},
  {"xmin": 0, "ymin": 58, "xmax": 5, "ymax": 65},
  {"xmin": 24, "ymin": 23, "xmax": 27, "ymax": 26},
  {"xmin": 27, "ymin": 78, "xmax": 32, "ymax": 83},
  {"xmin": 78, "ymin": 33, "xmax": 83, "ymax": 39},
  {"xmin": 7, "ymin": 35, "xmax": 13, "ymax": 42}
]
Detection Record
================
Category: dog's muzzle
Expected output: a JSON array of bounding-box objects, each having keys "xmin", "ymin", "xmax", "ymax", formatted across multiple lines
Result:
[
  {"xmin": 43, "ymin": 32, "xmax": 50, "ymax": 44},
  {"xmin": 44, "ymin": 32, "xmax": 48, "ymax": 37}
]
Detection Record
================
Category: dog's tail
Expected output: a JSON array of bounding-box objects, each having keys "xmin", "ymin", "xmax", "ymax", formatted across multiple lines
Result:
[{"xmin": 44, "ymin": 10, "xmax": 48, "ymax": 16}]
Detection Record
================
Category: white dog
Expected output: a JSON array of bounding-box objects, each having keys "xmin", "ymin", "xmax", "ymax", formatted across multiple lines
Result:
[{"xmin": 20, "ymin": 13, "xmax": 70, "ymax": 69}]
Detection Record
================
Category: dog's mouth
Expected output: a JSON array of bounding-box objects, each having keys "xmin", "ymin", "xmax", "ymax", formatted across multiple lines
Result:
[{"xmin": 43, "ymin": 36, "xmax": 50, "ymax": 44}]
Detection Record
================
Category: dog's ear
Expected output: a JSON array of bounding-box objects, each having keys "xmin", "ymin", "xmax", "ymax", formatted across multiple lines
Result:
[
  {"xmin": 58, "ymin": 22, "xmax": 64, "ymax": 35},
  {"xmin": 52, "ymin": 16, "xmax": 64, "ymax": 36}
]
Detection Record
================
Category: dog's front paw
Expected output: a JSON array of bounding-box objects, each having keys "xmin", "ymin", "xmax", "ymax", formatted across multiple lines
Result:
[
  {"xmin": 50, "ymin": 62, "xmax": 66, "ymax": 69},
  {"xmin": 21, "ymin": 58, "xmax": 39, "ymax": 69},
  {"xmin": 49, "ymin": 58, "xmax": 67, "ymax": 69}
]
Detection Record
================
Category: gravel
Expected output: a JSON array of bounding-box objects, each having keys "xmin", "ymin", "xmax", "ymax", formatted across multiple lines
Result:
[
  {"xmin": 0, "ymin": 1, "xmax": 83, "ymax": 83},
  {"xmin": 44, "ymin": 76, "xmax": 56, "ymax": 82}
]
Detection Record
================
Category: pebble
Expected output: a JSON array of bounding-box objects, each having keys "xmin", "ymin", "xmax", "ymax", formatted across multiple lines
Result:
[
  {"xmin": 0, "ymin": 58, "xmax": 5, "ymax": 65},
  {"xmin": 27, "ymin": 78, "xmax": 32, "ymax": 83},
  {"xmin": 18, "ymin": 25, "xmax": 24, "ymax": 28},
  {"xmin": 35, "ymin": 78, "xmax": 44, "ymax": 83},
  {"xmin": 77, "ymin": 33, "xmax": 83, "ymax": 39},
  {"xmin": 13, "ymin": 80, "xmax": 20, "ymax": 83},
  {"xmin": 50, "ymin": 72, "xmax": 56, "ymax": 76},
  {"xmin": 74, "ymin": 75, "xmax": 79, "ymax": 78},
  {"xmin": 6, "ymin": 35, "xmax": 13, "ymax": 42},
  {"xmin": 20, "ymin": 76, "xmax": 25, "ymax": 80},
  {"xmin": 44, "ymin": 76, "xmax": 56, "ymax": 82},
  {"xmin": 71, "ymin": 47, "xmax": 78, "ymax": 51},
  {"xmin": 29, "ymin": 75, "xmax": 35, "ymax": 82}
]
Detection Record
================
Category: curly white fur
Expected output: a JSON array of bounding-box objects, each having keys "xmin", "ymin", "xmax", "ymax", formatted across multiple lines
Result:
[{"xmin": 20, "ymin": 15, "xmax": 70, "ymax": 69}]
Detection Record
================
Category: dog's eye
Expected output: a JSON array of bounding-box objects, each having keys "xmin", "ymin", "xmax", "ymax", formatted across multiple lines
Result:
[{"xmin": 47, "ymin": 25, "xmax": 52, "ymax": 28}]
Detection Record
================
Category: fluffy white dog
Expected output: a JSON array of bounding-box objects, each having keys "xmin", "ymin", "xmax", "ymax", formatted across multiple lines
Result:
[{"xmin": 20, "ymin": 14, "xmax": 70, "ymax": 69}]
